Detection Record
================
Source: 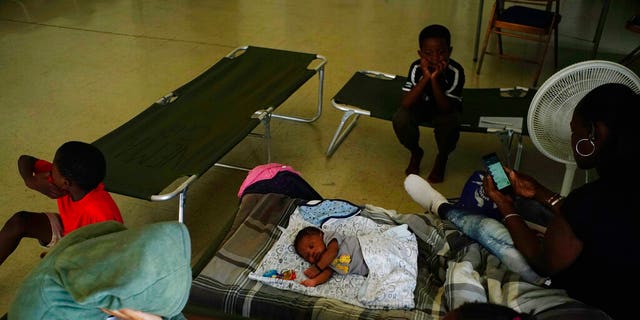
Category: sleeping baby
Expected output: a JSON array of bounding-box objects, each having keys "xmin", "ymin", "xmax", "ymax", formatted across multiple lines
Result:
[
  {"xmin": 250, "ymin": 207, "xmax": 417, "ymax": 309},
  {"xmin": 294, "ymin": 226, "xmax": 369, "ymax": 287}
]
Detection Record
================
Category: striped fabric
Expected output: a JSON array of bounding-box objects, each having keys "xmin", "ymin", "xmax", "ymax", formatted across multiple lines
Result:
[{"xmin": 188, "ymin": 193, "xmax": 576, "ymax": 319}]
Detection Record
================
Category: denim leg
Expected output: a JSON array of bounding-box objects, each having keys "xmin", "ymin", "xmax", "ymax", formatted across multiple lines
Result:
[{"xmin": 440, "ymin": 204, "xmax": 545, "ymax": 284}]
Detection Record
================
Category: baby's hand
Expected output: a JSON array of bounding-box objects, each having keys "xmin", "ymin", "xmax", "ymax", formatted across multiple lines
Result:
[{"xmin": 304, "ymin": 265, "xmax": 320, "ymax": 278}]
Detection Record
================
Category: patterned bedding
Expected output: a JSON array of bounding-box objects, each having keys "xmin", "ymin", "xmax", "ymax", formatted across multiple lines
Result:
[
  {"xmin": 187, "ymin": 193, "xmax": 577, "ymax": 319},
  {"xmin": 247, "ymin": 201, "xmax": 418, "ymax": 309}
]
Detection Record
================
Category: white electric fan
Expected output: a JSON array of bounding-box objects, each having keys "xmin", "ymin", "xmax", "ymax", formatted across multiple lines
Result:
[{"xmin": 527, "ymin": 60, "xmax": 640, "ymax": 196}]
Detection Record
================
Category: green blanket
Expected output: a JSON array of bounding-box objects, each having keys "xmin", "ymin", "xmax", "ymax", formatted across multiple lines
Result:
[{"xmin": 9, "ymin": 221, "xmax": 191, "ymax": 320}]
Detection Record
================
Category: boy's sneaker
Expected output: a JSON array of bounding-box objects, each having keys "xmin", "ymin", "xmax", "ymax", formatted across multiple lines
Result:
[{"xmin": 404, "ymin": 148, "xmax": 424, "ymax": 175}]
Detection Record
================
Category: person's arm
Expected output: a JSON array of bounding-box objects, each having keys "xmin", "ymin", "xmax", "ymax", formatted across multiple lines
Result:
[
  {"xmin": 483, "ymin": 177, "xmax": 542, "ymax": 264},
  {"xmin": 315, "ymin": 238, "xmax": 339, "ymax": 271},
  {"xmin": 301, "ymin": 269, "xmax": 334, "ymax": 287},
  {"xmin": 18, "ymin": 155, "xmax": 66, "ymax": 199},
  {"xmin": 539, "ymin": 213, "xmax": 583, "ymax": 274},
  {"xmin": 401, "ymin": 59, "xmax": 431, "ymax": 109},
  {"xmin": 300, "ymin": 268, "xmax": 334, "ymax": 287},
  {"xmin": 18, "ymin": 154, "xmax": 39, "ymax": 185},
  {"xmin": 504, "ymin": 167, "xmax": 564, "ymax": 215},
  {"xmin": 101, "ymin": 308, "xmax": 163, "ymax": 320},
  {"xmin": 483, "ymin": 170, "xmax": 582, "ymax": 275},
  {"xmin": 301, "ymin": 239, "xmax": 339, "ymax": 287}
]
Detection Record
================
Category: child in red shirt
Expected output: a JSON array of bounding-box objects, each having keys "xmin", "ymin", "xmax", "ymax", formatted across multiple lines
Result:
[{"xmin": 0, "ymin": 141, "xmax": 123, "ymax": 265}]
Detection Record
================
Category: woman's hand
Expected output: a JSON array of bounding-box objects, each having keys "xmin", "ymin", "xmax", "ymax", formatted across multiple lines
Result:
[
  {"xmin": 482, "ymin": 174, "xmax": 515, "ymax": 213},
  {"xmin": 504, "ymin": 167, "xmax": 539, "ymax": 199},
  {"xmin": 101, "ymin": 308, "xmax": 163, "ymax": 320}
]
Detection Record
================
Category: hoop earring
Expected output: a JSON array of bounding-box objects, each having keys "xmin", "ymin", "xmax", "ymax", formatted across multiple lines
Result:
[{"xmin": 575, "ymin": 138, "xmax": 595, "ymax": 157}]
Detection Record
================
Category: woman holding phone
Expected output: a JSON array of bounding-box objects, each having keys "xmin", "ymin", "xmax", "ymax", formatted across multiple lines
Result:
[{"xmin": 404, "ymin": 83, "xmax": 639, "ymax": 320}]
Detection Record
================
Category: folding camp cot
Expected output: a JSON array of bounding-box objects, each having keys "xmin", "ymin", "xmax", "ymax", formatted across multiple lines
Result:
[
  {"xmin": 326, "ymin": 70, "xmax": 534, "ymax": 169},
  {"xmin": 92, "ymin": 45, "xmax": 327, "ymax": 222}
]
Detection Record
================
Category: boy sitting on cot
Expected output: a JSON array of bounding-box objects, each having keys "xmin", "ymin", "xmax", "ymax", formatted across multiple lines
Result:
[
  {"xmin": 294, "ymin": 226, "xmax": 369, "ymax": 287},
  {"xmin": 392, "ymin": 24, "xmax": 465, "ymax": 183},
  {"xmin": 0, "ymin": 141, "xmax": 123, "ymax": 265}
]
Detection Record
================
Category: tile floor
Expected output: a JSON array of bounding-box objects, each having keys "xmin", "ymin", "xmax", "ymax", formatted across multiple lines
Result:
[{"xmin": 1, "ymin": 0, "xmax": 638, "ymax": 317}]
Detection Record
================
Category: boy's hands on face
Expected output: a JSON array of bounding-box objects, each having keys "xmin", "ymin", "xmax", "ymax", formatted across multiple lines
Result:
[
  {"xmin": 429, "ymin": 59, "xmax": 447, "ymax": 78},
  {"xmin": 419, "ymin": 55, "xmax": 432, "ymax": 79},
  {"xmin": 418, "ymin": 52, "xmax": 448, "ymax": 80}
]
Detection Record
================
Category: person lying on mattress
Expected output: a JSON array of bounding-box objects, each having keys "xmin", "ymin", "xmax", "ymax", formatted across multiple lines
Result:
[
  {"xmin": 404, "ymin": 83, "xmax": 640, "ymax": 320},
  {"xmin": 0, "ymin": 141, "xmax": 123, "ymax": 266},
  {"xmin": 294, "ymin": 226, "xmax": 368, "ymax": 287}
]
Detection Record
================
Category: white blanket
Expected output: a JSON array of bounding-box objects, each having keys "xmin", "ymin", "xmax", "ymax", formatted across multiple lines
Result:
[{"xmin": 248, "ymin": 205, "xmax": 418, "ymax": 309}]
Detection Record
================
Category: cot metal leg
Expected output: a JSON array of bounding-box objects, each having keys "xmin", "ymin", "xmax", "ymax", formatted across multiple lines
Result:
[
  {"xmin": 151, "ymin": 175, "xmax": 198, "ymax": 222},
  {"xmin": 248, "ymin": 107, "xmax": 273, "ymax": 162},
  {"xmin": 214, "ymin": 107, "xmax": 273, "ymax": 171},
  {"xmin": 272, "ymin": 61, "xmax": 326, "ymax": 123},
  {"xmin": 514, "ymin": 133, "xmax": 524, "ymax": 171},
  {"xmin": 263, "ymin": 112, "xmax": 272, "ymax": 162},
  {"xmin": 254, "ymin": 107, "xmax": 273, "ymax": 162},
  {"xmin": 496, "ymin": 130, "xmax": 513, "ymax": 167},
  {"xmin": 213, "ymin": 163, "xmax": 250, "ymax": 173},
  {"xmin": 326, "ymin": 110, "xmax": 360, "ymax": 157},
  {"xmin": 495, "ymin": 129, "xmax": 524, "ymax": 170},
  {"xmin": 178, "ymin": 188, "xmax": 187, "ymax": 223}
]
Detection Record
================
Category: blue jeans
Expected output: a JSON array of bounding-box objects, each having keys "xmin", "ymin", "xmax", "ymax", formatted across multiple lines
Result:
[{"xmin": 440, "ymin": 203, "xmax": 546, "ymax": 284}]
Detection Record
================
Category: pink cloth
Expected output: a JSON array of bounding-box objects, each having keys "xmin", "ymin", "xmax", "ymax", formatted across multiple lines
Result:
[{"xmin": 237, "ymin": 163, "xmax": 301, "ymax": 198}]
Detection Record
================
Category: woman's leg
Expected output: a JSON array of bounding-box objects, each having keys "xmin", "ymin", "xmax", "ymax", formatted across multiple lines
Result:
[
  {"xmin": 442, "ymin": 204, "xmax": 544, "ymax": 283},
  {"xmin": 403, "ymin": 174, "xmax": 545, "ymax": 283}
]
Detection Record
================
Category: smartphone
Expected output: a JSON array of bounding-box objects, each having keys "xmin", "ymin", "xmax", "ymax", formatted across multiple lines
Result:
[{"xmin": 482, "ymin": 152, "xmax": 512, "ymax": 194}]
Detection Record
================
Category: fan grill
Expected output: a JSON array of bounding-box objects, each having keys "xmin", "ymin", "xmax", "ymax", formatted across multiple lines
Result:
[{"xmin": 528, "ymin": 61, "xmax": 640, "ymax": 164}]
